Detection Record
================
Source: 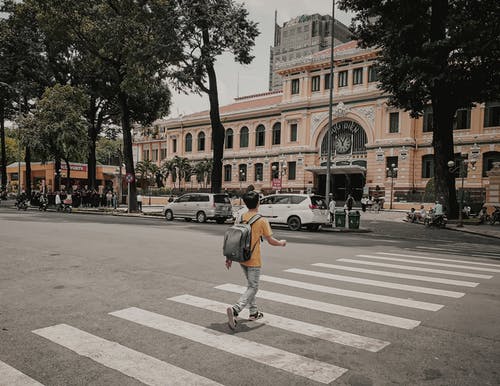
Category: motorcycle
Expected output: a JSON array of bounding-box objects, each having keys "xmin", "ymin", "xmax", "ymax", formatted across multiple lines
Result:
[
  {"xmin": 61, "ymin": 198, "xmax": 72, "ymax": 213},
  {"xmin": 424, "ymin": 210, "xmax": 447, "ymax": 228},
  {"xmin": 15, "ymin": 199, "xmax": 29, "ymax": 211},
  {"xmin": 488, "ymin": 206, "xmax": 500, "ymax": 225},
  {"xmin": 38, "ymin": 196, "xmax": 48, "ymax": 211}
]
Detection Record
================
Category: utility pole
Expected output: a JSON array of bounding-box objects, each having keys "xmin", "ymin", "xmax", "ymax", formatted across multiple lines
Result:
[{"xmin": 325, "ymin": 0, "xmax": 335, "ymax": 205}]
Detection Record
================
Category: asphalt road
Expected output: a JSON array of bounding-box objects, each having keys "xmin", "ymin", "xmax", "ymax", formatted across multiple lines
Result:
[{"xmin": 1, "ymin": 208, "xmax": 500, "ymax": 386}]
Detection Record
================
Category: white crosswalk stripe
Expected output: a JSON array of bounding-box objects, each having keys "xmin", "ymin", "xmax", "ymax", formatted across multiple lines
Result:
[
  {"xmin": 0, "ymin": 360, "xmax": 44, "ymax": 386},
  {"xmin": 215, "ymin": 283, "xmax": 421, "ymax": 329},
  {"xmin": 110, "ymin": 307, "xmax": 347, "ymax": 384},
  {"xmin": 285, "ymin": 268, "xmax": 465, "ymax": 297},
  {"xmin": 339, "ymin": 258, "xmax": 493, "ymax": 279},
  {"xmin": 260, "ymin": 275, "xmax": 443, "ymax": 311},
  {"xmin": 312, "ymin": 263, "xmax": 479, "ymax": 287},
  {"xmin": 32, "ymin": 324, "xmax": 222, "ymax": 386},
  {"xmin": 377, "ymin": 252, "xmax": 500, "ymax": 268},
  {"xmin": 356, "ymin": 255, "xmax": 500, "ymax": 273},
  {"xmin": 168, "ymin": 294, "xmax": 390, "ymax": 353}
]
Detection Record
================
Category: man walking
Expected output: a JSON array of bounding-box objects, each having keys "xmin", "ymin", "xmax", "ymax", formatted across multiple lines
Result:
[{"xmin": 225, "ymin": 191, "xmax": 286, "ymax": 330}]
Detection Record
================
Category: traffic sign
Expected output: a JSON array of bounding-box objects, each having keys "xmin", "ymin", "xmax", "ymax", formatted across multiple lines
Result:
[{"xmin": 125, "ymin": 173, "xmax": 134, "ymax": 183}]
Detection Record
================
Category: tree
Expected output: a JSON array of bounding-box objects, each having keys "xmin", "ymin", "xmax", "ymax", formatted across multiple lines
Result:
[
  {"xmin": 36, "ymin": 0, "xmax": 182, "ymax": 211},
  {"xmin": 192, "ymin": 158, "xmax": 212, "ymax": 189},
  {"xmin": 0, "ymin": 0, "xmax": 51, "ymax": 194},
  {"xmin": 173, "ymin": 0, "xmax": 259, "ymax": 193},
  {"xmin": 338, "ymin": 0, "xmax": 500, "ymax": 217},
  {"xmin": 135, "ymin": 159, "xmax": 159, "ymax": 190},
  {"xmin": 32, "ymin": 84, "xmax": 89, "ymax": 191},
  {"xmin": 162, "ymin": 155, "xmax": 191, "ymax": 191},
  {"xmin": 96, "ymin": 137, "xmax": 122, "ymax": 166}
]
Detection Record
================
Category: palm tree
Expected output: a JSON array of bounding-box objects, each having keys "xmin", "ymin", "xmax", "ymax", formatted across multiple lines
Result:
[
  {"xmin": 161, "ymin": 158, "xmax": 177, "ymax": 188},
  {"xmin": 192, "ymin": 158, "xmax": 213, "ymax": 189},
  {"xmin": 136, "ymin": 159, "xmax": 159, "ymax": 190}
]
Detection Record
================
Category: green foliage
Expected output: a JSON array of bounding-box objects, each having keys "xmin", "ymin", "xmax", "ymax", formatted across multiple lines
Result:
[
  {"xmin": 96, "ymin": 137, "xmax": 122, "ymax": 165},
  {"xmin": 32, "ymin": 84, "xmax": 89, "ymax": 163},
  {"xmin": 173, "ymin": 0, "xmax": 260, "ymax": 93},
  {"xmin": 136, "ymin": 159, "xmax": 159, "ymax": 188},
  {"xmin": 338, "ymin": 0, "xmax": 500, "ymax": 117}
]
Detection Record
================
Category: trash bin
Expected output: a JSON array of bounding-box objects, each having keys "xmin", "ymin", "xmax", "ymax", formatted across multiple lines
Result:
[
  {"xmin": 348, "ymin": 210, "xmax": 361, "ymax": 229},
  {"xmin": 335, "ymin": 210, "xmax": 346, "ymax": 227}
]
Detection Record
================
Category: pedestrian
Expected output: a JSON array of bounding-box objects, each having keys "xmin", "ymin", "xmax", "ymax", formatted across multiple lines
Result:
[
  {"xmin": 112, "ymin": 192, "xmax": 117, "ymax": 209},
  {"xmin": 225, "ymin": 191, "xmax": 286, "ymax": 330},
  {"xmin": 328, "ymin": 194, "xmax": 336, "ymax": 225},
  {"xmin": 361, "ymin": 196, "xmax": 368, "ymax": 212},
  {"xmin": 106, "ymin": 190, "xmax": 112, "ymax": 207},
  {"xmin": 55, "ymin": 191, "xmax": 62, "ymax": 211},
  {"xmin": 137, "ymin": 193, "xmax": 143, "ymax": 211},
  {"xmin": 346, "ymin": 194, "xmax": 354, "ymax": 211}
]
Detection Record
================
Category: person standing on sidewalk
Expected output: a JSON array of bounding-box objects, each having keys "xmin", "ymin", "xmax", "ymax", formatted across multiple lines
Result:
[
  {"xmin": 137, "ymin": 193, "xmax": 143, "ymax": 212},
  {"xmin": 225, "ymin": 191, "xmax": 286, "ymax": 330},
  {"xmin": 328, "ymin": 194, "xmax": 336, "ymax": 226}
]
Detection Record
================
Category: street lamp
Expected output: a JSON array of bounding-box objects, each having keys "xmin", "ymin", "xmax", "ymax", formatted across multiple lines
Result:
[
  {"xmin": 272, "ymin": 160, "xmax": 287, "ymax": 193},
  {"xmin": 325, "ymin": 0, "xmax": 336, "ymax": 206},
  {"xmin": 386, "ymin": 163, "xmax": 398, "ymax": 210},
  {"xmin": 448, "ymin": 156, "xmax": 477, "ymax": 228}
]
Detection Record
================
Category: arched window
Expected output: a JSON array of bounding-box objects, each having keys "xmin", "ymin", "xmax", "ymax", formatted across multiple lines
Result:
[
  {"xmin": 483, "ymin": 151, "xmax": 500, "ymax": 177},
  {"xmin": 254, "ymin": 163, "xmax": 263, "ymax": 181},
  {"xmin": 224, "ymin": 164, "xmax": 232, "ymax": 182},
  {"xmin": 225, "ymin": 128, "xmax": 234, "ymax": 149},
  {"xmin": 198, "ymin": 132, "xmax": 205, "ymax": 151},
  {"xmin": 185, "ymin": 133, "xmax": 192, "ymax": 152},
  {"xmin": 239, "ymin": 164, "xmax": 247, "ymax": 182},
  {"xmin": 256, "ymin": 124, "xmax": 265, "ymax": 147},
  {"xmin": 240, "ymin": 126, "xmax": 249, "ymax": 148},
  {"xmin": 272, "ymin": 122, "xmax": 281, "ymax": 145}
]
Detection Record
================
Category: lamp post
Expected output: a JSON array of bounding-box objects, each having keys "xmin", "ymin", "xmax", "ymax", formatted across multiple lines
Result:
[
  {"xmin": 448, "ymin": 156, "xmax": 477, "ymax": 228},
  {"xmin": 386, "ymin": 163, "xmax": 398, "ymax": 210},
  {"xmin": 272, "ymin": 160, "xmax": 287, "ymax": 193},
  {"xmin": 325, "ymin": 0, "xmax": 335, "ymax": 206}
]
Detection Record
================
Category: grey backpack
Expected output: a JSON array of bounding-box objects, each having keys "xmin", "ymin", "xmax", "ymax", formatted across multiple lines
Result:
[{"xmin": 223, "ymin": 214, "xmax": 262, "ymax": 262}]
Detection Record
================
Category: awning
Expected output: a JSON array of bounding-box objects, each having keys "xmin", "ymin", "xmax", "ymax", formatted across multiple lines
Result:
[{"xmin": 305, "ymin": 165, "xmax": 366, "ymax": 175}]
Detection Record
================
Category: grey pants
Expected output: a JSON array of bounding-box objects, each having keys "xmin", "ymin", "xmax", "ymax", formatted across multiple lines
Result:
[{"xmin": 233, "ymin": 265, "xmax": 261, "ymax": 315}]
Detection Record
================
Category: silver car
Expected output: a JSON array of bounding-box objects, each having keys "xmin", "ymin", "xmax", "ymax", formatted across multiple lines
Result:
[{"xmin": 164, "ymin": 193, "xmax": 233, "ymax": 223}]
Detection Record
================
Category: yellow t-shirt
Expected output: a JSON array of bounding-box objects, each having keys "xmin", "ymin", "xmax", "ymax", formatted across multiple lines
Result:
[{"xmin": 240, "ymin": 211, "xmax": 273, "ymax": 267}]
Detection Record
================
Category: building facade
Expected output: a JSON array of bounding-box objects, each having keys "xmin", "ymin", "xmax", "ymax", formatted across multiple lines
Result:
[
  {"xmin": 6, "ymin": 161, "xmax": 118, "ymax": 193},
  {"xmin": 133, "ymin": 41, "xmax": 500, "ymax": 207},
  {"xmin": 269, "ymin": 13, "xmax": 351, "ymax": 91}
]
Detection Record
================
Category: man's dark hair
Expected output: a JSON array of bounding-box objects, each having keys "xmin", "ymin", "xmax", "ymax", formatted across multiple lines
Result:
[{"xmin": 243, "ymin": 190, "xmax": 259, "ymax": 209}]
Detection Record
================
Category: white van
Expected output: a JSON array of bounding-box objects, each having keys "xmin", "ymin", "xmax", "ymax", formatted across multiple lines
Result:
[
  {"xmin": 164, "ymin": 193, "xmax": 233, "ymax": 223},
  {"xmin": 256, "ymin": 194, "xmax": 328, "ymax": 231}
]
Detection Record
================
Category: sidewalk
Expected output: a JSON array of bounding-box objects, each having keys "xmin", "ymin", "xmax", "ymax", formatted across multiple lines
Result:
[{"xmin": 359, "ymin": 208, "xmax": 500, "ymax": 240}]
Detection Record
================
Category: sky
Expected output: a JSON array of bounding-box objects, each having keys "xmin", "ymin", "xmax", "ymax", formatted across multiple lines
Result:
[{"xmin": 170, "ymin": 0, "xmax": 354, "ymax": 117}]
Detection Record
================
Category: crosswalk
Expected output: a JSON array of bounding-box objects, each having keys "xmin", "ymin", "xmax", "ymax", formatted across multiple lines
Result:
[{"xmin": 2, "ymin": 250, "xmax": 499, "ymax": 385}]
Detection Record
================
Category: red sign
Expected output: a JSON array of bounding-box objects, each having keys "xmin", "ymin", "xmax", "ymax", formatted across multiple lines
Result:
[
  {"xmin": 272, "ymin": 178, "xmax": 282, "ymax": 189},
  {"xmin": 125, "ymin": 173, "xmax": 135, "ymax": 183}
]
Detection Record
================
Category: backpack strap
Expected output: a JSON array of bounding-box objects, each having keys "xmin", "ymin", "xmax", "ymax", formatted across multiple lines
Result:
[
  {"xmin": 245, "ymin": 214, "xmax": 262, "ymax": 257},
  {"xmin": 246, "ymin": 214, "xmax": 262, "ymax": 226}
]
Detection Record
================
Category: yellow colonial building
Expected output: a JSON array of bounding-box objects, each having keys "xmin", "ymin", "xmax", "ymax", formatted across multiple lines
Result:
[{"xmin": 132, "ymin": 41, "xmax": 500, "ymax": 206}]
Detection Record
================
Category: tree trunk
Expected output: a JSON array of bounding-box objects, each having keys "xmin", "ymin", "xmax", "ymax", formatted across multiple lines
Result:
[
  {"xmin": 64, "ymin": 158, "xmax": 72, "ymax": 193},
  {"xmin": 432, "ymin": 96, "xmax": 458, "ymax": 217},
  {"xmin": 430, "ymin": 0, "xmax": 458, "ymax": 218},
  {"xmin": 0, "ymin": 100, "xmax": 7, "ymax": 191},
  {"xmin": 202, "ymin": 29, "xmax": 224, "ymax": 194},
  {"xmin": 119, "ymin": 91, "xmax": 137, "ymax": 211},
  {"xmin": 86, "ymin": 99, "xmax": 103, "ymax": 191},
  {"xmin": 54, "ymin": 158, "xmax": 61, "ymax": 192},
  {"xmin": 25, "ymin": 146, "xmax": 32, "ymax": 197},
  {"xmin": 206, "ymin": 61, "xmax": 224, "ymax": 193}
]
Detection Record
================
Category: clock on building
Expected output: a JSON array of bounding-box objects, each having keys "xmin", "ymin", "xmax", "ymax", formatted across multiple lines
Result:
[{"xmin": 335, "ymin": 133, "xmax": 351, "ymax": 154}]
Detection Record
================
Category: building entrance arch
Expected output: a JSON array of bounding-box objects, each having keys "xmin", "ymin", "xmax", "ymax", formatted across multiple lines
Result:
[{"xmin": 313, "ymin": 120, "xmax": 368, "ymax": 201}]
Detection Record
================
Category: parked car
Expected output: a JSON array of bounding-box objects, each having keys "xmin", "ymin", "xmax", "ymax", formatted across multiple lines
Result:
[
  {"xmin": 256, "ymin": 194, "xmax": 328, "ymax": 231},
  {"xmin": 164, "ymin": 193, "xmax": 233, "ymax": 223}
]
